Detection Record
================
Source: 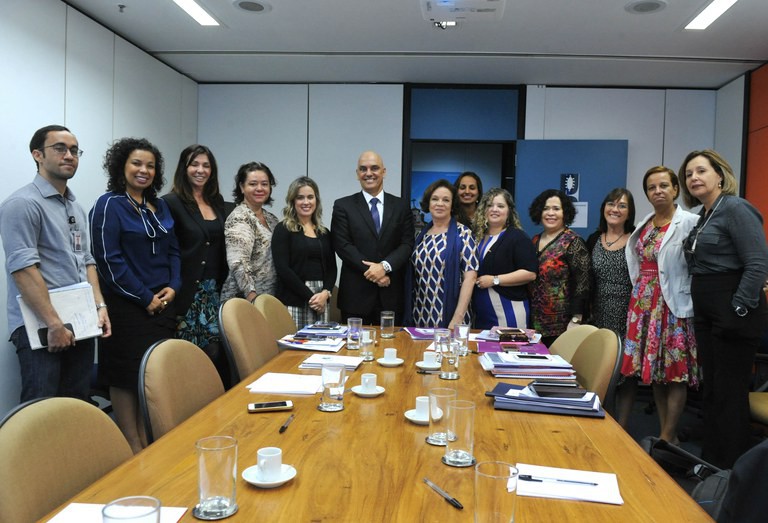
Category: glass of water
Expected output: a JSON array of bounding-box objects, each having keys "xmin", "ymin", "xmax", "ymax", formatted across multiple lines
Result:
[
  {"xmin": 360, "ymin": 327, "xmax": 376, "ymax": 361},
  {"xmin": 318, "ymin": 363, "xmax": 346, "ymax": 412},
  {"xmin": 454, "ymin": 323, "xmax": 470, "ymax": 356}
]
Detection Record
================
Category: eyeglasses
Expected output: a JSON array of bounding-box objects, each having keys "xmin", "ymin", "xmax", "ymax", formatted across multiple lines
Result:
[
  {"xmin": 606, "ymin": 202, "xmax": 629, "ymax": 211},
  {"xmin": 42, "ymin": 143, "xmax": 83, "ymax": 157}
]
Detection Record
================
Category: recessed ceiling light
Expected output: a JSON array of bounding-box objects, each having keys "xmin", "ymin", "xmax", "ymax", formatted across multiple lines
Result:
[
  {"xmin": 233, "ymin": 0, "xmax": 272, "ymax": 13},
  {"xmin": 173, "ymin": 0, "xmax": 219, "ymax": 26},
  {"xmin": 624, "ymin": 0, "xmax": 667, "ymax": 15},
  {"xmin": 686, "ymin": 0, "xmax": 738, "ymax": 30}
]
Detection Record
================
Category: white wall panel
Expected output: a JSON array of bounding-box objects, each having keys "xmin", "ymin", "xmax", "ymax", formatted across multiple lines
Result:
[
  {"xmin": 198, "ymin": 84, "xmax": 309, "ymax": 209},
  {"xmin": 715, "ymin": 76, "xmax": 746, "ymax": 185}
]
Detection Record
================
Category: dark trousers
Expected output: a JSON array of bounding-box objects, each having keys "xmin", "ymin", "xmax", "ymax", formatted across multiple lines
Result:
[
  {"xmin": 692, "ymin": 273, "xmax": 768, "ymax": 469},
  {"xmin": 11, "ymin": 326, "xmax": 95, "ymax": 403}
]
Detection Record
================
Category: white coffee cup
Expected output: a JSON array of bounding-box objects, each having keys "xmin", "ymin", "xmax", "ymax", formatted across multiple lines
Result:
[
  {"xmin": 361, "ymin": 373, "xmax": 377, "ymax": 392},
  {"xmin": 415, "ymin": 396, "xmax": 429, "ymax": 419},
  {"xmin": 384, "ymin": 348, "xmax": 397, "ymax": 361},
  {"xmin": 257, "ymin": 447, "xmax": 282, "ymax": 482},
  {"xmin": 423, "ymin": 351, "xmax": 438, "ymax": 366}
]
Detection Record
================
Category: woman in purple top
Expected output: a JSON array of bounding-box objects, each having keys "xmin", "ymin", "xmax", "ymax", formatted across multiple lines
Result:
[{"xmin": 90, "ymin": 137, "xmax": 181, "ymax": 453}]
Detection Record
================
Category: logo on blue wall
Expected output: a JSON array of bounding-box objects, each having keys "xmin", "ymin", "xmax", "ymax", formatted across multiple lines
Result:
[{"xmin": 561, "ymin": 173, "xmax": 579, "ymax": 201}]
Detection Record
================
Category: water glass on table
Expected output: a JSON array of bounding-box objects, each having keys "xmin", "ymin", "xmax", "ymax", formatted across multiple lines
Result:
[
  {"xmin": 474, "ymin": 461, "xmax": 518, "ymax": 523},
  {"xmin": 318, "ymin": 363, "xmax": 346, "ymax": 412},
  {"xmin": 102, "ymin": 496, "xmax": 161, "ymax": 523},
  {"xmin": 439, "ymin": 340, "xmax": 461, "ymax": 380},
  {"xmin": 443, "ymin": 400, "xmax": 476, "ymax": 467},
  {"xmin": 380, "ymin": 310, "xmax": 395, "ymax": 339},
  {"xmin": 346, "ymin": 317, "xmax": 362, "ymax": 350},
  {"xmin": 426, "ymin": 387, "xmax": 458, "ymax": 446},
  {"xmin": 360, "ymin": 327, "xmax": 376, "ymax": 361},
  {"xmin": 193, "ymin": 436, "xmax": 238, "ymax": 520},
  {"xmin": 454, "ymin": 323, "xmax": 470, "ymax": 356}
]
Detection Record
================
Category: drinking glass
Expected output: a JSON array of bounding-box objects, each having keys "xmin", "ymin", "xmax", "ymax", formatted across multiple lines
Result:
[
  {"xmin": 360, "ymin": 327, "xmax": 376, "ymax": 361},
  {"xmin": 474, "ymin": 462, "xmax": 518, "ymax": 523},
  {"xmin": 318, "ymin": 363, "xmax": 346, "ymax": 412},
  {"xmin": 102, "ymin": 496, "xmax": 160, "ymax": 523},
  {"xmin": 380, "ymin": 311, "xmax": 395, "ymax": 339},
  {"xmin": 454, "ymin": 323, "xmax": 470, "ymax": 356},
  {"xmin": 347, "ymin": 317, "xmax": 362, "ymax": 350},
  {"xmin": 193, "ymin": 436, "xmax": 238, "ymax": 520},
  {"xmin": 439, "ymin": 339, "xmax": 460, "ymax": 380},
  {"xmin": 443, "ymin": 400, "xmax": 476, "ymax": 467},
  {"xmin": 426, "ymin": 387, "xmax": 457, "ymax": 446}
]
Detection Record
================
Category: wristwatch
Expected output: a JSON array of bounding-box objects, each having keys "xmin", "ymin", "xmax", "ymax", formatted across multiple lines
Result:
[
  {"xmin": 96, "ymin": 302, "xmax": 108, "ymax": 310},
  {"xmin": 735, "ymin": 306, "xmax": 748, "ymax": 317},
  {"xmin": 492, "ymin": 276, "xmax": 500, "ymax": 286},
  {"xmin": 382, "ymin": 261, "xmax": 392, "ymax": 273},
  {"xmin": 571, "ymin": 316, "xmax": 582, "ymax": 324}
]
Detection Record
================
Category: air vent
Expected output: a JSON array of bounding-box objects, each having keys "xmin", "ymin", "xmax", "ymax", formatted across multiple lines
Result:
[
  {"xmin": 233, "ymin": 0, "xmax": 272, "ymax": 13},
  {"xmin": 625, "ymin": 0, "xmax": 667, "ymax": 15}
]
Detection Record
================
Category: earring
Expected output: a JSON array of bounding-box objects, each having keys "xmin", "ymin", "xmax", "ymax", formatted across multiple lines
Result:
[{"xmin": 718, "ymin": 180, "xmax": 723, "ymax": 188}]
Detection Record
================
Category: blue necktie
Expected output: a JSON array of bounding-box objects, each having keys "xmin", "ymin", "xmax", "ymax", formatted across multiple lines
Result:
[{"xmin": 370, "ymin": 197, "xmax": 381, "ymax": 234}]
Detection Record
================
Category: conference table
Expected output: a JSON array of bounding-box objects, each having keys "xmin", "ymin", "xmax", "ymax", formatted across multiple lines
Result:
[{"xmin": 43, "ymin": 331, "xmax": 712, "ymax": 522}]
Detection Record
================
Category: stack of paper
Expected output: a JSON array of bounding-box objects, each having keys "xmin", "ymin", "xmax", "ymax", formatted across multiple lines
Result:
[
  {"xmin": 297, "ymin": 324, "xmax": 348, "ymax": 338},
  {"xmin": 479, "ymin": 352, "xmax": 576, "ymax": 379},
  {"xmin": 246, "ymin": 372, "xmax": 324, "ymax": 394},
  {"xmin": 486, "ymin": 382, "xmax": 604, "ymax": 418},
  {"xmin": 515, "ymin": 463, "xmax": 623, "ymax": 505},
  {"xmin": 278, "ymin": 335, "xmax": 346, "ymax": 352},
  {"xmin": 298, "ymin": 354, "xmax": 364, "ymax": 370}
]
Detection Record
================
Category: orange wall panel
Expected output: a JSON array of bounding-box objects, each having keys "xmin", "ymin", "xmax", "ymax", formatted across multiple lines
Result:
[
  {"xmin": 745, "ymin": 127, "xmax": 768, "ymax": 238},
  {"xmin": 749, "ymin": 64, "xmax": 768, "ymax": 133}
]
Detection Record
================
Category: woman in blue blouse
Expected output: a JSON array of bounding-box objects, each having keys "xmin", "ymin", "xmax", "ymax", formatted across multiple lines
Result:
[{"xmin": 90, "ymin": 137, "xmax": 181, "ymax": 453}]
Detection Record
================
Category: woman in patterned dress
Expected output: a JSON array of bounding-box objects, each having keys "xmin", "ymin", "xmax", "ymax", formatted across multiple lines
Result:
[
  {"xmin": 472, "ymin": 188, "xmax": 538, "ymax": 330},
  {"xmin": 585, "ymin": 188, "xmax": 636, "ymax": 338},
  {"xmin": 220, "ymin": 162, "xmax": 279, "ymax": 303},
  {"xmin": 271, "ymin": 177, "xmax": 337, "ymax": 327},
  {"xmin": 528, "ymin": 189, "xmax": 590, "ymax": 347},
  {"xmin": 406, "ymin": 179, "xmax": 478, "ymax": 329},
  {"xmin": 618, "ymin": 166, "xmax": 699, "ymax": 443}
]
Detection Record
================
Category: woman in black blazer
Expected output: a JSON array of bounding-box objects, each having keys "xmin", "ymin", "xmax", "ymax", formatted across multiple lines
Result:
[
  {"xmin": 472, "ymin": 188, "xmax": 538, "ymax": 329},
  {"xmin": 163, "ymin": 145, "xmax": 228, "ymax": 354},
  {"xmin": 271, "ymin": 177, "xmax": 337, "ymax": 327}
]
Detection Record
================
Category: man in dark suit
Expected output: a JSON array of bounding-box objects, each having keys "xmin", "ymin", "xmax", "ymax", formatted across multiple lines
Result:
[{"xmin": 331, "ymin": 151, "xmax": 414, "ymax": 325}]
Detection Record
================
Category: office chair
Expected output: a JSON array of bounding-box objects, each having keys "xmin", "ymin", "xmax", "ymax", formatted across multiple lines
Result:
[
  {"xmin": 219, "ymin": 298, "xmax": 280, "ymax": 387},
  {"xmin": 570, "ymin": 328, "xmax": 622, "ymax": 407},
  {"xmin": 0, "ymin": 397, "xmax": 132, "ymax": 523},
  {"xmin": 138, "ymin": 339, "xmax": 225, "ymax": 444},
  {"xmin": 548, "ymin": 324, "xmax": 598, "ymax": 362},
  {"xmin": 254, "ymin": 294, "xmax": 298, "ymax": 339},
  {"xmin": 749, "ymin": 354, "xmax": 768, "ymax": 433}
]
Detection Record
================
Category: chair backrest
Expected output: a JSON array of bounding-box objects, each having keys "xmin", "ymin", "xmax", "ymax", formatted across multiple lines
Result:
[
  {"xmin": 329, "ymin": 285, "xmax": 342, "ymax": 323},
  {"xmin": 219, "ymin": 298, "xmax": 280, "ymax": 385},
  {"xmin": 569, "ymin": 328, "xmax": 621, "ymax": 405},
  {"xmin": 254, "ymin": 294, "xmax": 297, "ymax": 339},
  {"xmin": 548, "ymin": 324, "xmax": 599, "ymax": 362},
  {"xmin": 139, "ymin": 339, "xmax": 225, "ymax": 444},
  {"xmin": 0, "ymin": 397, "xmax": 133, "ymax": 523}
]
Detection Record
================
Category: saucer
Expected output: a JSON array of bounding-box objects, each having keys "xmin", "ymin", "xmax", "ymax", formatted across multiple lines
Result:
[
  {"xmin": 242, "ymin": 464, "xmax": 297, "ymax": 489},
  {"xmin": 377, "ymin": 357, "xmax": 404, "ymax": 367},
  {"xmin": 351, "ymin": 385, "xmax": 385, "ymax": 397},
  {"xmin": 415, "ymin": 360, "xmax": 441, "ymax": 371},
  {"xmin": 404, "ymin": 409, "xmax": 429, "ymax": 425}
]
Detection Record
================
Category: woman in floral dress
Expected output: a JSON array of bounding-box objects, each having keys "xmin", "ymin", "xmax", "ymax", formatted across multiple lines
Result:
[
  {"xmin": 618, "ymin": 166, "xmax": 700, "ymax": 443},
  {"xmin": 528, "ymin": 189, "xmax": 590, "ymax": 347}
]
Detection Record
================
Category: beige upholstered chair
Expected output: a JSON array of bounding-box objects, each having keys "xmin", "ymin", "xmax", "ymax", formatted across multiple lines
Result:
[
  {"xmin": 219, "ymin": 298, "xmax": 280, "ymax": 385},
  {"xmin": 0, "ymin": 397, "xmax": 133, "ymax": 523},
  {"xmin": 749, "ymin": 354, "xmax": 768, "ymax": 431},
  {"xmin": 139, "ymin": 339, "xmax": 225, "ymax": 444},
  {"xmin": 548, "ymin": 324, "xmax": 598, "ymax": 362},
  {"xmin": 254, "ymin": 293, "xmax": 298, "ymax": 339},
  {"xmin": 569, "ymin": 328, "xmax": 622, "ymax": 407}
]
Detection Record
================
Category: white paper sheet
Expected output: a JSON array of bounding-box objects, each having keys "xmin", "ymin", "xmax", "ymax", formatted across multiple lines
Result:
[
  {"xmin": 47, "ymin": 503, "xmax": 187, "ymax": 522},
  {"xmin": 298, "ymin": 353, "xmax": 364, "ymax": 370},
  {"xmin": 515, "ymin": 463, "xmax": 624, "ymax": 505},
  {"xmin": 246, "ymin": 372, "xmax": 324, "ymax": 394}
]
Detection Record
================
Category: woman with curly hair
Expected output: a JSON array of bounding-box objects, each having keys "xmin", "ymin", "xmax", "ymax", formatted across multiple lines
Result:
[
  {"xmin": 472, "ymin": 188, "xmax": 537, "ymax": 329},
  {"xmin": 90, "ymin": 137, "xmax": 181, "ymax": 453},
  {"xmin": 220, "ymin": 162, "xmax": 279, "ymax": 302},
  {"xmin": 528, "ymin": 189, "xmax": 590, "ymax": 347},
  {"xmin": 271, "ymin": 177, "xmax": 337, "ymax": 326}
]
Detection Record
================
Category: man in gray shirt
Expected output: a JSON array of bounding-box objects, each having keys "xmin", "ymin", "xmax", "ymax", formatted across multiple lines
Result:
[{"xmin": 0, "ymin": 125, "xmax": 111, "ymax": 402}]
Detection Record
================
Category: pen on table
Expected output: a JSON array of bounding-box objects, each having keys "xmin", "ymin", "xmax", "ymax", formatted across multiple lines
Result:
[
  {"xmin": 519, "ymin": 474, "xmax": 598, "ymax": 486},
  {"xmin": 417, "ymin": 370, "xmax": 440, "ymax": 375},
  {"xmin": 278, "ymin": 414, "xmax": 295, "ymax": 434},
  {"xmin": 423, "ymin": 478, "xmax": 463, "ymax": 510}
]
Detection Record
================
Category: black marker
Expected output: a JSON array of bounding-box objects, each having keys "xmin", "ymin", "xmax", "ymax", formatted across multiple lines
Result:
[
  {"xmin": 423, "ymin": 478, "xmax": 463, "ymax": 510},
  {"xmin": 278, "ymin": 414, "xmax": 295, "ymax": 434}
]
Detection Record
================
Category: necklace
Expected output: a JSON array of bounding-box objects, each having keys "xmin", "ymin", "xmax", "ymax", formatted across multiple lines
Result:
[
  {"xmin": 652, "ymin": 216, "xmax": 672, "ymax": 228},
  {"xmin": 604, "ymin": 232, "xmax": 625, "ymax": 247},
  {"xmin": 687, "ymin": 196, "xmax": 724, "ymax": 254}
]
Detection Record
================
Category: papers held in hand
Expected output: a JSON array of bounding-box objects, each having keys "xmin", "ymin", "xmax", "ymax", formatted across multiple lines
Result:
[{"xmin": 17, "ymin": 282, "xmax": 103, "ymax": 350}]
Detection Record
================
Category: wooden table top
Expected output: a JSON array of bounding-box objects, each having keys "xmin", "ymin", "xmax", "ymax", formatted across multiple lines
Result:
[{"xmin": 43, "ymin": 332, "xmax": 712, "ymax": 522}]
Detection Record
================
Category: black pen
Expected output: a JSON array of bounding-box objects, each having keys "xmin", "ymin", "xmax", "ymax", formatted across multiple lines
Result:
[
  {"xmin": 417, "ymin": 370, "xmax": 440, "ymax": 375},
  {"xmin": 278, "ymin": 414, "xmax": 295, "ymax": 434},
  {"xmin": 423, "ymin": 478, "xmax": 463, "ymax": 510},
  {"xmin": 519, "ymin": 474, "xmax": 598, "ymax": 486}
]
